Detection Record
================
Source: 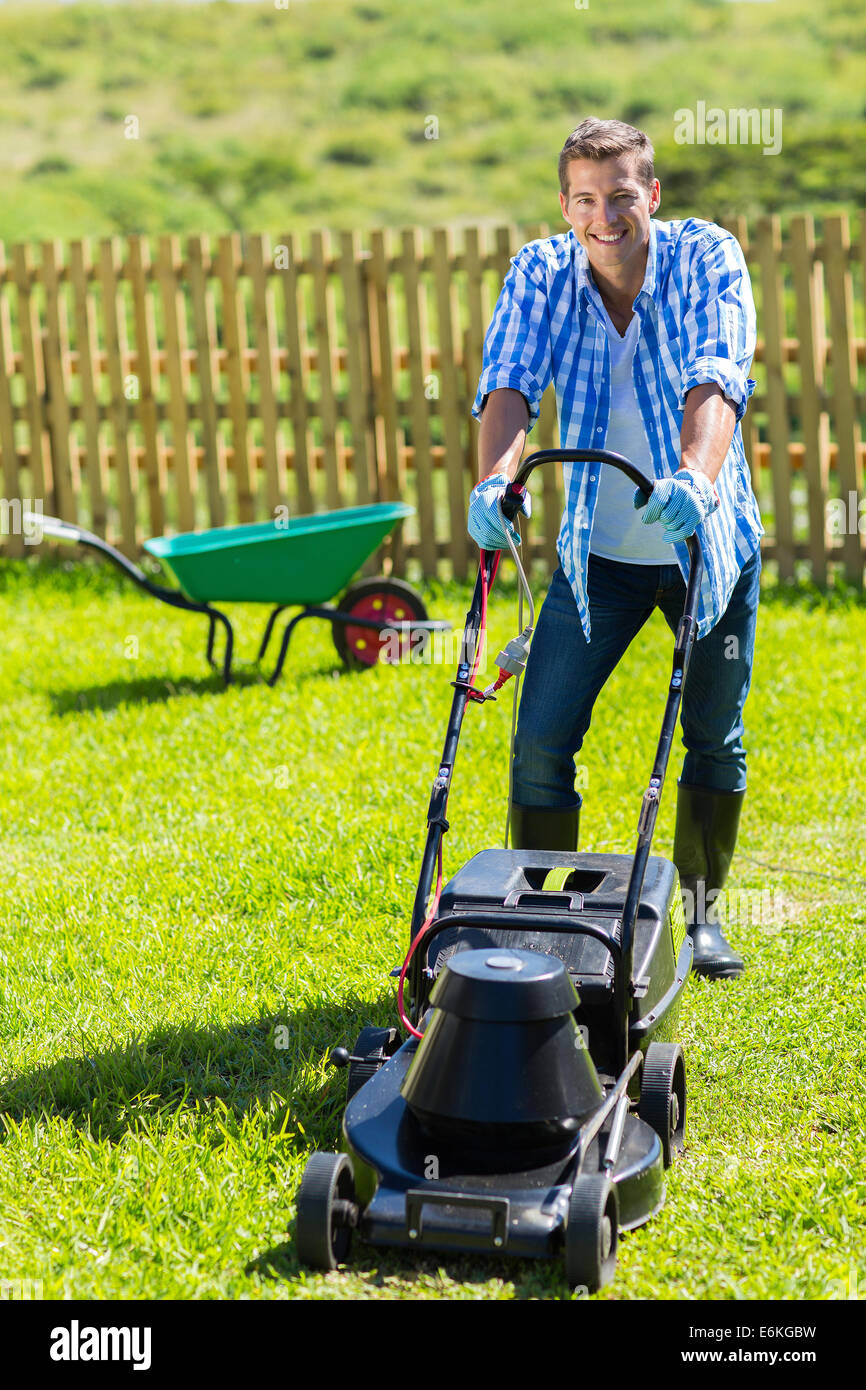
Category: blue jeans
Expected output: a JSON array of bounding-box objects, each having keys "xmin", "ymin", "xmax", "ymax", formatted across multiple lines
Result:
[{"xmin": 512, "ymin": 549, "xmax": 761, "ymax": 807}]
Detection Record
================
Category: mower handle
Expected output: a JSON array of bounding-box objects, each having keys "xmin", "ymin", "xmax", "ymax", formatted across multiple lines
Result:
[
  {"xmin": 410, "ymin": 447, "xmax": 707, "ymax": 1057},
  {"xmin": 500, "ymin": 447, "xmax": 703, "ymax": 576},
  {"xmin": 502, "ymin": 447, "xmax": 706, "ymax": 1066}
]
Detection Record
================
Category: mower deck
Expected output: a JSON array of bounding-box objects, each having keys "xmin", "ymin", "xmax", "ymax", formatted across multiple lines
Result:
[{"xmin": 343, "ymin": 1037, "xmax": 666, "ymax": 1259}]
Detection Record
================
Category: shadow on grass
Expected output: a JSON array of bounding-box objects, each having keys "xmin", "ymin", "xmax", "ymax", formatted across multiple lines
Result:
[
  {"xmin": 0, "ymin": 1005, "xmax": 361, "ymax": 1297},
  {"xmin": 47, "ymin": 668, "xmax": 264, "ymax": 714},
  {"xmin": 0, "ymin": 992, "xmax": 575, "ymax": 1298},
  {"xmin": 45, "ymin": 652, "xmax": 402, "ymax": 713},
  {"xmin": 246, "ymin": 1233, "xmax": 573, "ymax": 1301},
  {"xmin": 0, "ymin": 994, "xmax": 397, "ymax": 1146}
]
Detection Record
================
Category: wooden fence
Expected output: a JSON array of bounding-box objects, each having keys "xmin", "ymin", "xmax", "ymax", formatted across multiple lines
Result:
[{"xmin": 0, "ymin": 214, "xmax": 863, "ymax": 585}]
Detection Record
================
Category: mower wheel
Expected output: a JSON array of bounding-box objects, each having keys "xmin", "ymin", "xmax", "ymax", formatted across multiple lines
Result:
[
  {"xmin": 347, "ymin": 1025, "xmax": 400, "ymax": 1102},
  {"xmin": 295, "ymin": 1151, "xmax": 358, "ymax": 1270},
  {"xmin": 638, "ymin": 1042, "xmax": 687, "ymax": 1168},
  {"xmin": 565, "ymin": 1174, "xmax": 619, "ymax": 1293},
  {"xmin": 332, "ymin": 577, "xmax": 429, "ymax": 671}
]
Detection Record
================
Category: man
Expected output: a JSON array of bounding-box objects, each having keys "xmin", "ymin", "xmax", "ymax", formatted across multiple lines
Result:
[{"xmin": 468, "ymin": 118, "xmax": 762, "ymax": 981}]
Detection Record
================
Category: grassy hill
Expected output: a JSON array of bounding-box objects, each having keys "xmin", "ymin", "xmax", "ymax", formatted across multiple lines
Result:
[{"xmin": 0, "ymin": 0, "xmax": 863, "ymax": 244}]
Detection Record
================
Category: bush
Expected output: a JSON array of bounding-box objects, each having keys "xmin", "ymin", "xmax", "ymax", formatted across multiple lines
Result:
[
  {"xmin": 26, "ymin": 156, "xmax": 75, "ymax": 179},
  {"xmin": 325, "ymin": 144, "xmax": 376, "ymax": 167},
  {"xmin": 23, "ymin": 65, "xmax": 66, "ymax": 91},
  {"xmin": 305, "ymin": 42, "xmax": 336, "ymax": 62}
]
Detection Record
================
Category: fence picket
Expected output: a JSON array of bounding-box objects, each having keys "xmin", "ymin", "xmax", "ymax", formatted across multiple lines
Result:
[
  {"xmin": 68, "ymin": 240, "xmax": 107, "ymax": 537},
  {"xmin": 98, "ymin": 237, "xmax": 137, "ymax": 551},
  {"xmin": 279, "ymin": 232, "xmax": 313, "ymax": 515},
  {"xmin": 0, "ymin": 245, "xmax": 22, "ymax": 555},
  {"xmin": 188, "ymin": 234, "xmax": 224, "ymax": 528},
  {"xmin": 756, "ymin": 216, "xmax": 794, "ymax": 579},
  {"xmin": 369, "ymin": 228, "xmax": 403, "ymax": 571},
  {"xmin": 310, "ymin": 229, "xmax": 342, "ymax": 512},
  {"xmin": 823, "ymin": 214, "xmax": 863, "ymax": 584},
  {"xmin": 789, "ymin": 215, "xmax": 830, "ymax": 585},
  {"xmin": 156, "ymin": 235, "xmax": 195, "ymax": 532},
  {"xmin": 401, "ymin": 227, "xmax": 437, "ymax": 574},
  {"xmin": 127, "ymin": 235, "xmax": 164, "ymax": 539},
  {"xmin": 248, "ymin": 232, "xmax": 283, "ymax": 517},
  {"xmin": 218, "ymin": 233, "xmax": 254, "ymax": 523},
  {"xmin": 463, "ymin": 225, "xmax": 486, "ymax": 426},
  {"xmin": 41, "ymin": 240, "xmax": 76, "ymax": 524},
  {"xmin": 14, "ymin": 243, "xmax": 51, "ymax": 513},
  {"xmin": 338, "ymin": 230, "xmax": 374, "ymax": 506},
  {"xmin": 432, "ymin": 226, "xmax": 467, "ymax": 581}
]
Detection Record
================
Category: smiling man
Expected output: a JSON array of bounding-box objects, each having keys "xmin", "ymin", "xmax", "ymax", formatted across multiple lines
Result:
[{"xmin": 468, "ymin": 118, "xmax": 763, "ymax": 980}]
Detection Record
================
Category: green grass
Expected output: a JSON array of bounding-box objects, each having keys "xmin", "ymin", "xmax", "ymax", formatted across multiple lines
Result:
[
  {"xmin": 0, "ymin": 555, "xmax": 864, "ymax": 1299},
  {"xmin": 0, "ymin": 0, "xmax": 864, "ymax": 244}
]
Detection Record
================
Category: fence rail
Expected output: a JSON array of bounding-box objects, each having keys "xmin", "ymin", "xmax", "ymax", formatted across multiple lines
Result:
[{"xmin": 0, "ymin": 214, "xmax": 864, "ymax": 585}]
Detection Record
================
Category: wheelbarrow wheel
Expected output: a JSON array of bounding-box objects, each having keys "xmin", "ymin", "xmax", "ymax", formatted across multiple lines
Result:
[
  {"xmin": 565, "ymin": 1173, "xmax": 619, "ymax": 1293},
  {"xmin": 332, "ymin": 577, "xmax": 429, "ymax": 670},
  {"xmin": 295, "ymin": 1152, "xmax": 358, "ymax": 1270},
  {"xmin": 638, "ymin": 1042, "xmax": 686, "ymax": 1168}
]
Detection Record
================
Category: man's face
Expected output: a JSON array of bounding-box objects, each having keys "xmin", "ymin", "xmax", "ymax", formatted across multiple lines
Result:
[{"xmin": 559, "ymin": 155, "xmax": 660, "ymax": 279}]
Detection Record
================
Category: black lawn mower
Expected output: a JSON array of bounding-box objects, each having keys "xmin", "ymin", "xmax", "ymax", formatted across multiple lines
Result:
[{"xmin": 295, "ymin": 449, "xmax": 697, "ymax": 1292}]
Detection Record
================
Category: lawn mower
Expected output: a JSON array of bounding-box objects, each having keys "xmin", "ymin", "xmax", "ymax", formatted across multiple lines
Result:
[{"xmin": 295, "ymin": 449, "xmax": 697, "ymax": 1292}]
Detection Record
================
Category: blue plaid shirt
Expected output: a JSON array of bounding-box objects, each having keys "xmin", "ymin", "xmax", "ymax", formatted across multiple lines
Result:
[{"xmin": 472, "ymin": 218, "xmax": 763, "ymax": 640}]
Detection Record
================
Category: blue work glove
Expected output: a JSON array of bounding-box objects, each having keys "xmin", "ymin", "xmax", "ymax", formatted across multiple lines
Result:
[
  {"xmin": 467, "ymin": 474, "xmax": 531, "ymax": 552},
  {"xmin": 633, "ymin": 468, "xmax": 719, "ymax": 543}
]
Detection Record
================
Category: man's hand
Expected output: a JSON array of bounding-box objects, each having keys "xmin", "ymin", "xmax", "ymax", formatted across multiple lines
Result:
[
  {"xmin": 468, "ymin": 474, "xmax": 531, "ymax": 551},
  {"xmin": 469, "ymin": 388, "xmax": 531, "ymax": 551},
  {"xmin": 633, "ymin": 468, "xmax": 719, "ymax": 542}
]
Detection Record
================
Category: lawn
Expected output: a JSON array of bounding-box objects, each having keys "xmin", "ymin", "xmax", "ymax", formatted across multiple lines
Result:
[{"xmin": 0, "ymin": 553, "xmax": 864, "ymax": 1300}]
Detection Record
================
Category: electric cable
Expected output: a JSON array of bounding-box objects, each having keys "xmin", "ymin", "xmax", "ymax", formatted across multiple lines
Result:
[{"xmin": 504, "ymin": 513, "xmax": 524, "ymax": 849}]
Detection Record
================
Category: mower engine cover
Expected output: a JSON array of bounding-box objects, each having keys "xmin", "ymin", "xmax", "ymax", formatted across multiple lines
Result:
[{"xmin": 400, "ymin": 947, "xmax": 604, "ymax": 1151}]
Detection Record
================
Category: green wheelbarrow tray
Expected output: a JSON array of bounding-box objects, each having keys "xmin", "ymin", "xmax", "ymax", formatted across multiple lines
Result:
[
  {"xmin": 142, "ymin": 503, "xmax": 415, "ymax": 606},
  {"xmin": 27, "ymin": 503, "xmax": 451, "ymax": 687}
]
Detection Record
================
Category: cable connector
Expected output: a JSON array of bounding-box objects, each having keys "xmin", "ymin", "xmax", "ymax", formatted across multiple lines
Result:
[
  {"xmin": 494, "ymin": 624, "xmax": 534, "ymax": 678},
  {"xmin": 481, "ymin": 624, "xmax": 534, "ymax": 698}
]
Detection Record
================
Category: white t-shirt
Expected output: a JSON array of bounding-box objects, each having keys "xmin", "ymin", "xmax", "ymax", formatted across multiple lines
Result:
[{"xmin": 589, "ymin": 304, "xmax": 673, "ymax": 564}]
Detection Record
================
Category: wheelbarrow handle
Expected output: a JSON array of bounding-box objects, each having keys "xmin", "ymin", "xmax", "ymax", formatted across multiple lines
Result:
[
  {"xmin": 22, "ymin": 512, "xmax": 88, "ymax": 546},
  {"xmin": 23, "ymin": 513, "xmax": 236, "ymax": 684},
  {"xmin": 23, "ymin": 512, "xmax": 154, "ymax": 586}
]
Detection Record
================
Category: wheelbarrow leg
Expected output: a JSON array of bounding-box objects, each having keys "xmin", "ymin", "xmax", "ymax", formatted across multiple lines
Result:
[
  {"xmin": 203, "ymin": 606, "xmax": 235, "ymax": 685},
  {"xmin": 256, "ymin": 605, "xmax": 290, "ymax": 667},
  {"xmin": 266, "ymin": 610, "xmax": 311, "ymax": 686}
]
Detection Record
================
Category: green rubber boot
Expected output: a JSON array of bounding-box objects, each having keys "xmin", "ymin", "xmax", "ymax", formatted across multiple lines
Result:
[
  {"xmin": 510, "ymin": 802, "xmax": 580, "ymax": 852},
  {"xmin": 673, "ymin": 784, "xmax": 746, "ymax": 980}
]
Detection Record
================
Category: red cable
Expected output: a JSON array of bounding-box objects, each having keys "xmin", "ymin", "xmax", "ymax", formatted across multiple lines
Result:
[
  {"xmin": 397, "ymin": 841, "xmax": 443, "ymax": 1040},
  {"xmin": 469, "ymin": 548, "xmax": 499, "ymax": 688},
  {"xmin": 397, "ymin": 551, "xmax": 499, "ymax": 1038}
]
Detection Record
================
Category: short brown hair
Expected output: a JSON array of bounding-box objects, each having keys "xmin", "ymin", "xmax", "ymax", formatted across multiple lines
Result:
[{"xmin": 558, "ymin": 118, "xmax": 655, "ymax": 196}]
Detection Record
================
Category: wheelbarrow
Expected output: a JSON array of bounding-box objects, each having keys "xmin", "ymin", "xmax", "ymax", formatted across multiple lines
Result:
[{"xmin": 26, "ymin": 502, "xmax": 450, "ymax": 685}]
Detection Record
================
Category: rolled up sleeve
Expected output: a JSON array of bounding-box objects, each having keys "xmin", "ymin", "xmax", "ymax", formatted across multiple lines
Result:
[
  {"xmin": 678, "ymin": 234, "xmax": 757, "ymax": 423},
  {"xmin": 472, "ymin": 249, "xmax": 553, "ymax": 429}
]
